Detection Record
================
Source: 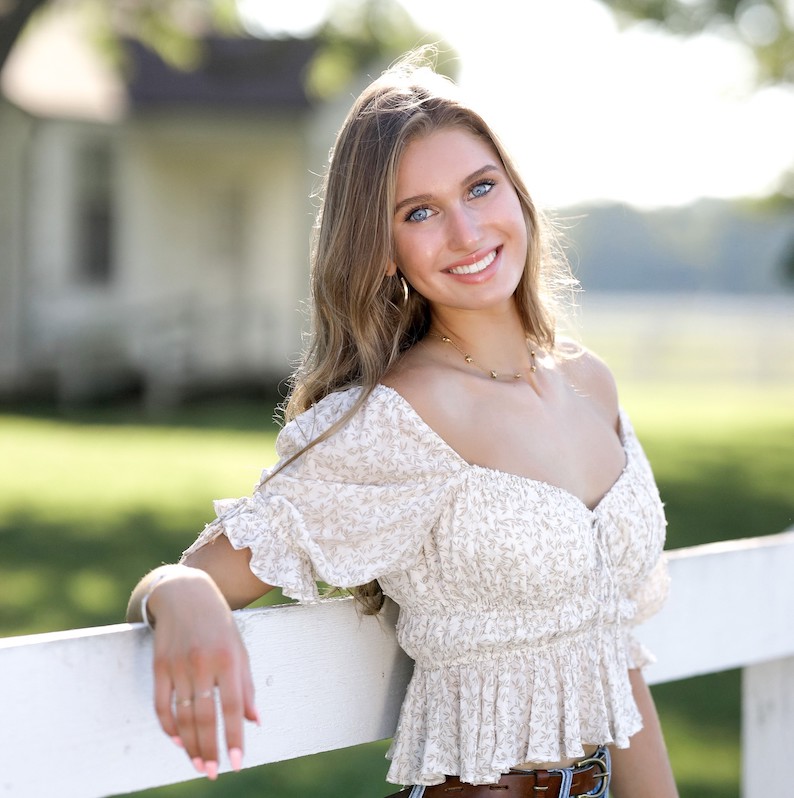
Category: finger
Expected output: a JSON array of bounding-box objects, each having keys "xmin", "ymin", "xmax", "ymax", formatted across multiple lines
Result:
[
  {"xmin": 170, "ymin": 675, "xmax": 204, "ymax": 773},
  {"xmin": 216, "ymin": 670, "xmax": 245, "ymax": 770},
  {"xmin": 153, "ymin": 658, "xmax": 179, "ymax": 739},
  {"xmin": 242, "ymin": 654, "xmax": 260, "ymax": 726},
  {"xmin": 191, "ymin": 682, "xmax": 220, "ymax": 779},
  {"xmin": 153, "ymin": 642, "xmax": 201, "ymax": 769},
  {"xmin": 230, "ymin": 660, "xmax": 260, "ymax": 773}
]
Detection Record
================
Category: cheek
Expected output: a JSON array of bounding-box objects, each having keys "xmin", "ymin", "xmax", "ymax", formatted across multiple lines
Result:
[
  {"xmin": 394, "ymin": 233, "xmax": 438, "ymax": 277},
  {"xmin": 517, "ymin": 221, "xmax": 529, "ymax": 257},
  {"xmin": 503, "ymin": 193, "xmax": 527, "ymax": 233},
  {"xmin": 504, "ymin": 199, "xmax": 529, "ymax": 258}
]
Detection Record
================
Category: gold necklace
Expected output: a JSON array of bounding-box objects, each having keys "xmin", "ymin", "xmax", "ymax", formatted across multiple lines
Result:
[{"xmin": 429, "ymin": 332, "xmax": 537, "ymax": 381}]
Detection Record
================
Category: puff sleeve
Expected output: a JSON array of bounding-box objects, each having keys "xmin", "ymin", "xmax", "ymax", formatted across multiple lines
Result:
[
  {"xmin": 623, "ymin": 553, "xmax": 670, "ymax": 669},
  {"xmin": 181, "ymin": 386, "xmax": 456, "ymax": 603}
]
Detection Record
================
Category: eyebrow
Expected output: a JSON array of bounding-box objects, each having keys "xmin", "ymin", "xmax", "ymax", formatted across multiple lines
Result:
[{"xmin": 394, "ymin": 164, "xmax": 501, "ymax": 217}]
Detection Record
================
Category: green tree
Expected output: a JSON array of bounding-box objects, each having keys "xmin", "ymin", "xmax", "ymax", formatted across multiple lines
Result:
[
  {"xmin": 0, "ymin": 0, "xmax": 447, "ymax": 97},
  {"xmin": 597, "ymin": 0, "xmax": 794, "ymax": 84},
  {"xmin": 1, "ymin": 0, "xmax": 242, "ymax": 73}
]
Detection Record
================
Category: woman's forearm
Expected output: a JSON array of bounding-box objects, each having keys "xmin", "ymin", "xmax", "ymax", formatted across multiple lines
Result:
[{"xmin": 127, "ymin": 535, "xmax": 274, "ymax": 626}]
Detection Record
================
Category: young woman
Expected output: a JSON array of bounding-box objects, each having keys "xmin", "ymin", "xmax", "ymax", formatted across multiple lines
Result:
[{"xmin": 127, "ymin": 50, "xmax": 678, "ymax": 798}]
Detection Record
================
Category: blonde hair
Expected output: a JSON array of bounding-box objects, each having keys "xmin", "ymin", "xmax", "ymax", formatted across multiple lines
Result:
[{"xmin": 276, "ymin": 49, "xmax": 577, "ymax": 611}]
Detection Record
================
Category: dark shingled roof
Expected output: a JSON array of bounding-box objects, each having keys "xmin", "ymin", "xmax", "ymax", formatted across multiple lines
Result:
[{"xmin": 126, "ymin": 36, "xmax": 317, "ymax": 111}]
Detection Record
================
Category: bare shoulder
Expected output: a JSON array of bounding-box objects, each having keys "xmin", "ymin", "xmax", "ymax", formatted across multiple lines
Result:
[
  {"xmin": 556, "ymin": 338, "xmax": 620, "ymax": 424},
  {"xmin": 381, "ymin": 344, "xmax": 463, "ymax": 422}
]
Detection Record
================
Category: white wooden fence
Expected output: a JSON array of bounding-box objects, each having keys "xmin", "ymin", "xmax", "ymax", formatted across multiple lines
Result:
[{"xmin": 2, "ymin": 530, "xmax": 794, "ymax": 798}]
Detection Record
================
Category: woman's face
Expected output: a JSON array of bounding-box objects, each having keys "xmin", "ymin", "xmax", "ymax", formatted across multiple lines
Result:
[{"xmin": 391, "ymin": 126, "xmax": 528, "ymax": 318}]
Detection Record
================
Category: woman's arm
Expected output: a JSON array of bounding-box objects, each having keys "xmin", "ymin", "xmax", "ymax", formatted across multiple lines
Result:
[
  {"xmin": 609, "ymin": 668, "xmax": 679, "ymax": 798},
  {"xmin": 127, "ymin": 535, "xmax": 274, "ymax": 780}
]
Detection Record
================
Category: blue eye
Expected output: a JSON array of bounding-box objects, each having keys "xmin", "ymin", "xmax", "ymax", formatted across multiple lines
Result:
[
  {"xmin": 406, "ymin": 207, "xmax": 432, "ymax": 223},
  {"xmin": 470, "ymin": 180, "xmax": 495, "ymax": 199}
]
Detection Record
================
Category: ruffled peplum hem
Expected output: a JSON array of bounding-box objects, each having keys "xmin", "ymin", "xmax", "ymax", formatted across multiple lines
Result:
[{"xmin": 385, "ymin": 632, "xmax": 643, "ymax": 786}]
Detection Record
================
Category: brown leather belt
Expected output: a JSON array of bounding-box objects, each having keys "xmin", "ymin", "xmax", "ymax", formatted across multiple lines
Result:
[{"xmin": 384, "ymin": 749, "xmax": 610, "ymax": 798}]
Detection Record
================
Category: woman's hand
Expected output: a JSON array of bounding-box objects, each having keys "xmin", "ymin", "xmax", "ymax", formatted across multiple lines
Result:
[
  {"xmin": 128, "ymin": 547, "xmax": 271, "ymax": 781},
  {"xmin": 146, "ymin": 569, "xmax": 259, "ymax": 780}
]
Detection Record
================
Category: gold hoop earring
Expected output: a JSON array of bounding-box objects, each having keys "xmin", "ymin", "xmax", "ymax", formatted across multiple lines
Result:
[{"xmin": 399, "ymin": 276, "xmax": 409, "ymax": 306}]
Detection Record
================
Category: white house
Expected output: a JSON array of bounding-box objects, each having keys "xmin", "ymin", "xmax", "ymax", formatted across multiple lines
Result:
[{"xmin": 0, "ymin": 7, "xmax": 343, "ymax": 405}]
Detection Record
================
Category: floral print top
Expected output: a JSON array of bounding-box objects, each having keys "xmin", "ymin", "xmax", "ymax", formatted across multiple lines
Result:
[{"xmin": 183, "ymin": 384, "xmax": 669, "ymax": 786}]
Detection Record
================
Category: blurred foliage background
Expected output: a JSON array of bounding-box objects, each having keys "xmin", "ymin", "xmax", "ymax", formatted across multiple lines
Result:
[{"xmin": 3, "ymin": 0, "xmax": 794, "ymax": 85}]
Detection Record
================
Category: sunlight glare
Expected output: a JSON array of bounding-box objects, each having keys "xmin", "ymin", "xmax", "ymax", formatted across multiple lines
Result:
[
  {"xmin": 237, "ymin": 0, "xmax": 330, "ymax": 37},
  {"xmin": 400, "ymin": 0, "xmax": 794, "ymax": 208},
  {"xmin": 237, "ymin": 0, "xmax": 794, "ymax": 208}
]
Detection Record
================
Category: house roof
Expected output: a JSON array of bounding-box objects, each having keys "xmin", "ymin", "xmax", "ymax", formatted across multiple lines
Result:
[
  {"xmin": 125, "ymin": 36, "xmax": 317, "ymax": 112},
  {"xmin": 1, "ymin": 3, "xmax": 317, "ymax": 123}
]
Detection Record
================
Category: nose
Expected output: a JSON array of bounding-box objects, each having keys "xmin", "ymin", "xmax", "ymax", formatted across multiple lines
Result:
[{"xmin": 446, "ymin": 204, "xmax": 482, "ymax": 251}]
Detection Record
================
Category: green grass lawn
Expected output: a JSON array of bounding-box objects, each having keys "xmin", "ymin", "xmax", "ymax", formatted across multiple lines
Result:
[{"xmin": 1, "ymin": 382, "xmax": 792, "ymax": 798}]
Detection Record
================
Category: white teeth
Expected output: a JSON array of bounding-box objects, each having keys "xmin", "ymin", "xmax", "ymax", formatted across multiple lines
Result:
[{"xmin": 449, "ymin": 249, "xmax": 497, "ymax": 275}]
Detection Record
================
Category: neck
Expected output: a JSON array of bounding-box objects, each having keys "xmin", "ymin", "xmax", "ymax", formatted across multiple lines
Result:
[
  {"xmin": 431, "ymin": 300, "xmax": 523, "ymax": 338},
  {"xmin": 428, "ymin": 306, "xmax": 537, "ymax": 377}
]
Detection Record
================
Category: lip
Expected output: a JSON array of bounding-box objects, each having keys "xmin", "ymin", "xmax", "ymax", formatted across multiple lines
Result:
[{"xmin": 445, "ymin": 247, "xmax": 501, "ymax": 280}]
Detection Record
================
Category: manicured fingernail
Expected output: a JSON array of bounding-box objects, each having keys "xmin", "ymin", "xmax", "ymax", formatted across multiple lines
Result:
[
  {"xmin": 192, "ymin": 757, "xmax": 205, "ymax": 773},
  {"xmin": 229, "ymin": 747, "xmax": 243, "ymax": 772},
  {"xmin": 253, "ymin": 708, "xmax": 262, "ymax": 727},
  {"xmin": 205, "ymin": 760, "xmax": 218, "ymax": 781},
  {"xmin": 171, "ymin": 736, "xmax": 183, "ymax": 748}
]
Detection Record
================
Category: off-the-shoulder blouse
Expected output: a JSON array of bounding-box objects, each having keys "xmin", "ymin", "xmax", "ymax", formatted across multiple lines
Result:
[{"xmin": 183, "ymin": 383, "xmax": 669, "ymax": 786}]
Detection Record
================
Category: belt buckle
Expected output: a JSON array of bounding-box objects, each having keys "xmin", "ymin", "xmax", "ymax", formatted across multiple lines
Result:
[
  {"xmin": 532, "ymin": 770, "xmax": 549, "ymax": 796},
  {"xmin": 573, "ymin": 755, "xmax": 610, "ymax": 798}
]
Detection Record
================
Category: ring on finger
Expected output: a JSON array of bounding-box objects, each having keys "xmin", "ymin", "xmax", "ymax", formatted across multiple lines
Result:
[
  {"xmin": 176, "ymin": 697, "xmax": 192, "ymax": 708},
  {"xmin": 195, "ymin": 689, "xmax": 214, "ymax": 700}
]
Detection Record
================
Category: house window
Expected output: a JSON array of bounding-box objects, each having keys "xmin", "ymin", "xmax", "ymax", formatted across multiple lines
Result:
[{"xmin": 77, "ymin": 140, "xmax": 114, "ymax": 284}]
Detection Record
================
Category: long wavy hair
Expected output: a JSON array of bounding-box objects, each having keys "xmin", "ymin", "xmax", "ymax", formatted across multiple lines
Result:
[{"xmin": 276, "ymin": 49, "xmax": 577, "ymax": 612}]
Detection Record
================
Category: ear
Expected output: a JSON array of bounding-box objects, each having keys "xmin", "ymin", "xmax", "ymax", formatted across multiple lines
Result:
[{"xmin": 385, "ymin": 259, "xmax": 398, "ymax": 278}]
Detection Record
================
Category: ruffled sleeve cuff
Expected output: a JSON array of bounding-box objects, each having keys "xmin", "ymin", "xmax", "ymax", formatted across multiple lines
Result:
[
  {"xmin": 625, "ymin": 629, "xmax": 658, "ymax": 670},
  {"xmin": 622, "ymin": 552, "xmax": 671, "ymax": 669},
  {"xmin": 182, "ymin": 491, "xmax": 321, "ymax": 603},
  {"xmin": 633, "ymin": 553, "xmax": 670, "ymax": 623}
]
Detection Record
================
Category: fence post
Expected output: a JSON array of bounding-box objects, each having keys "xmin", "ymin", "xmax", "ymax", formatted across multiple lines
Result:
[{"xmin": 742, "ymin": 656, "xmax": 794, "ymax": 798}]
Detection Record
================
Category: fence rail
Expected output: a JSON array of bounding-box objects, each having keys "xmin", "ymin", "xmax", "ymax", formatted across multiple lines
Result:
[{"xmin": 2, "ymin": 530, "xmax": 794, "ymax": 798}]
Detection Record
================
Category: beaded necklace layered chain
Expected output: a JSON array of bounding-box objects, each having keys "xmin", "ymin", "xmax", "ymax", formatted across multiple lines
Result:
[{"xmin": 429, "ymin": 332, "xmax": 537, "ymax": 381}]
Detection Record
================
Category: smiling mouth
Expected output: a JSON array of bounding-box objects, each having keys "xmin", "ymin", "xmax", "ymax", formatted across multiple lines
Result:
[{"xmin": 448, "ymin": 249, "xmax": 497, "ymax": 276}]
